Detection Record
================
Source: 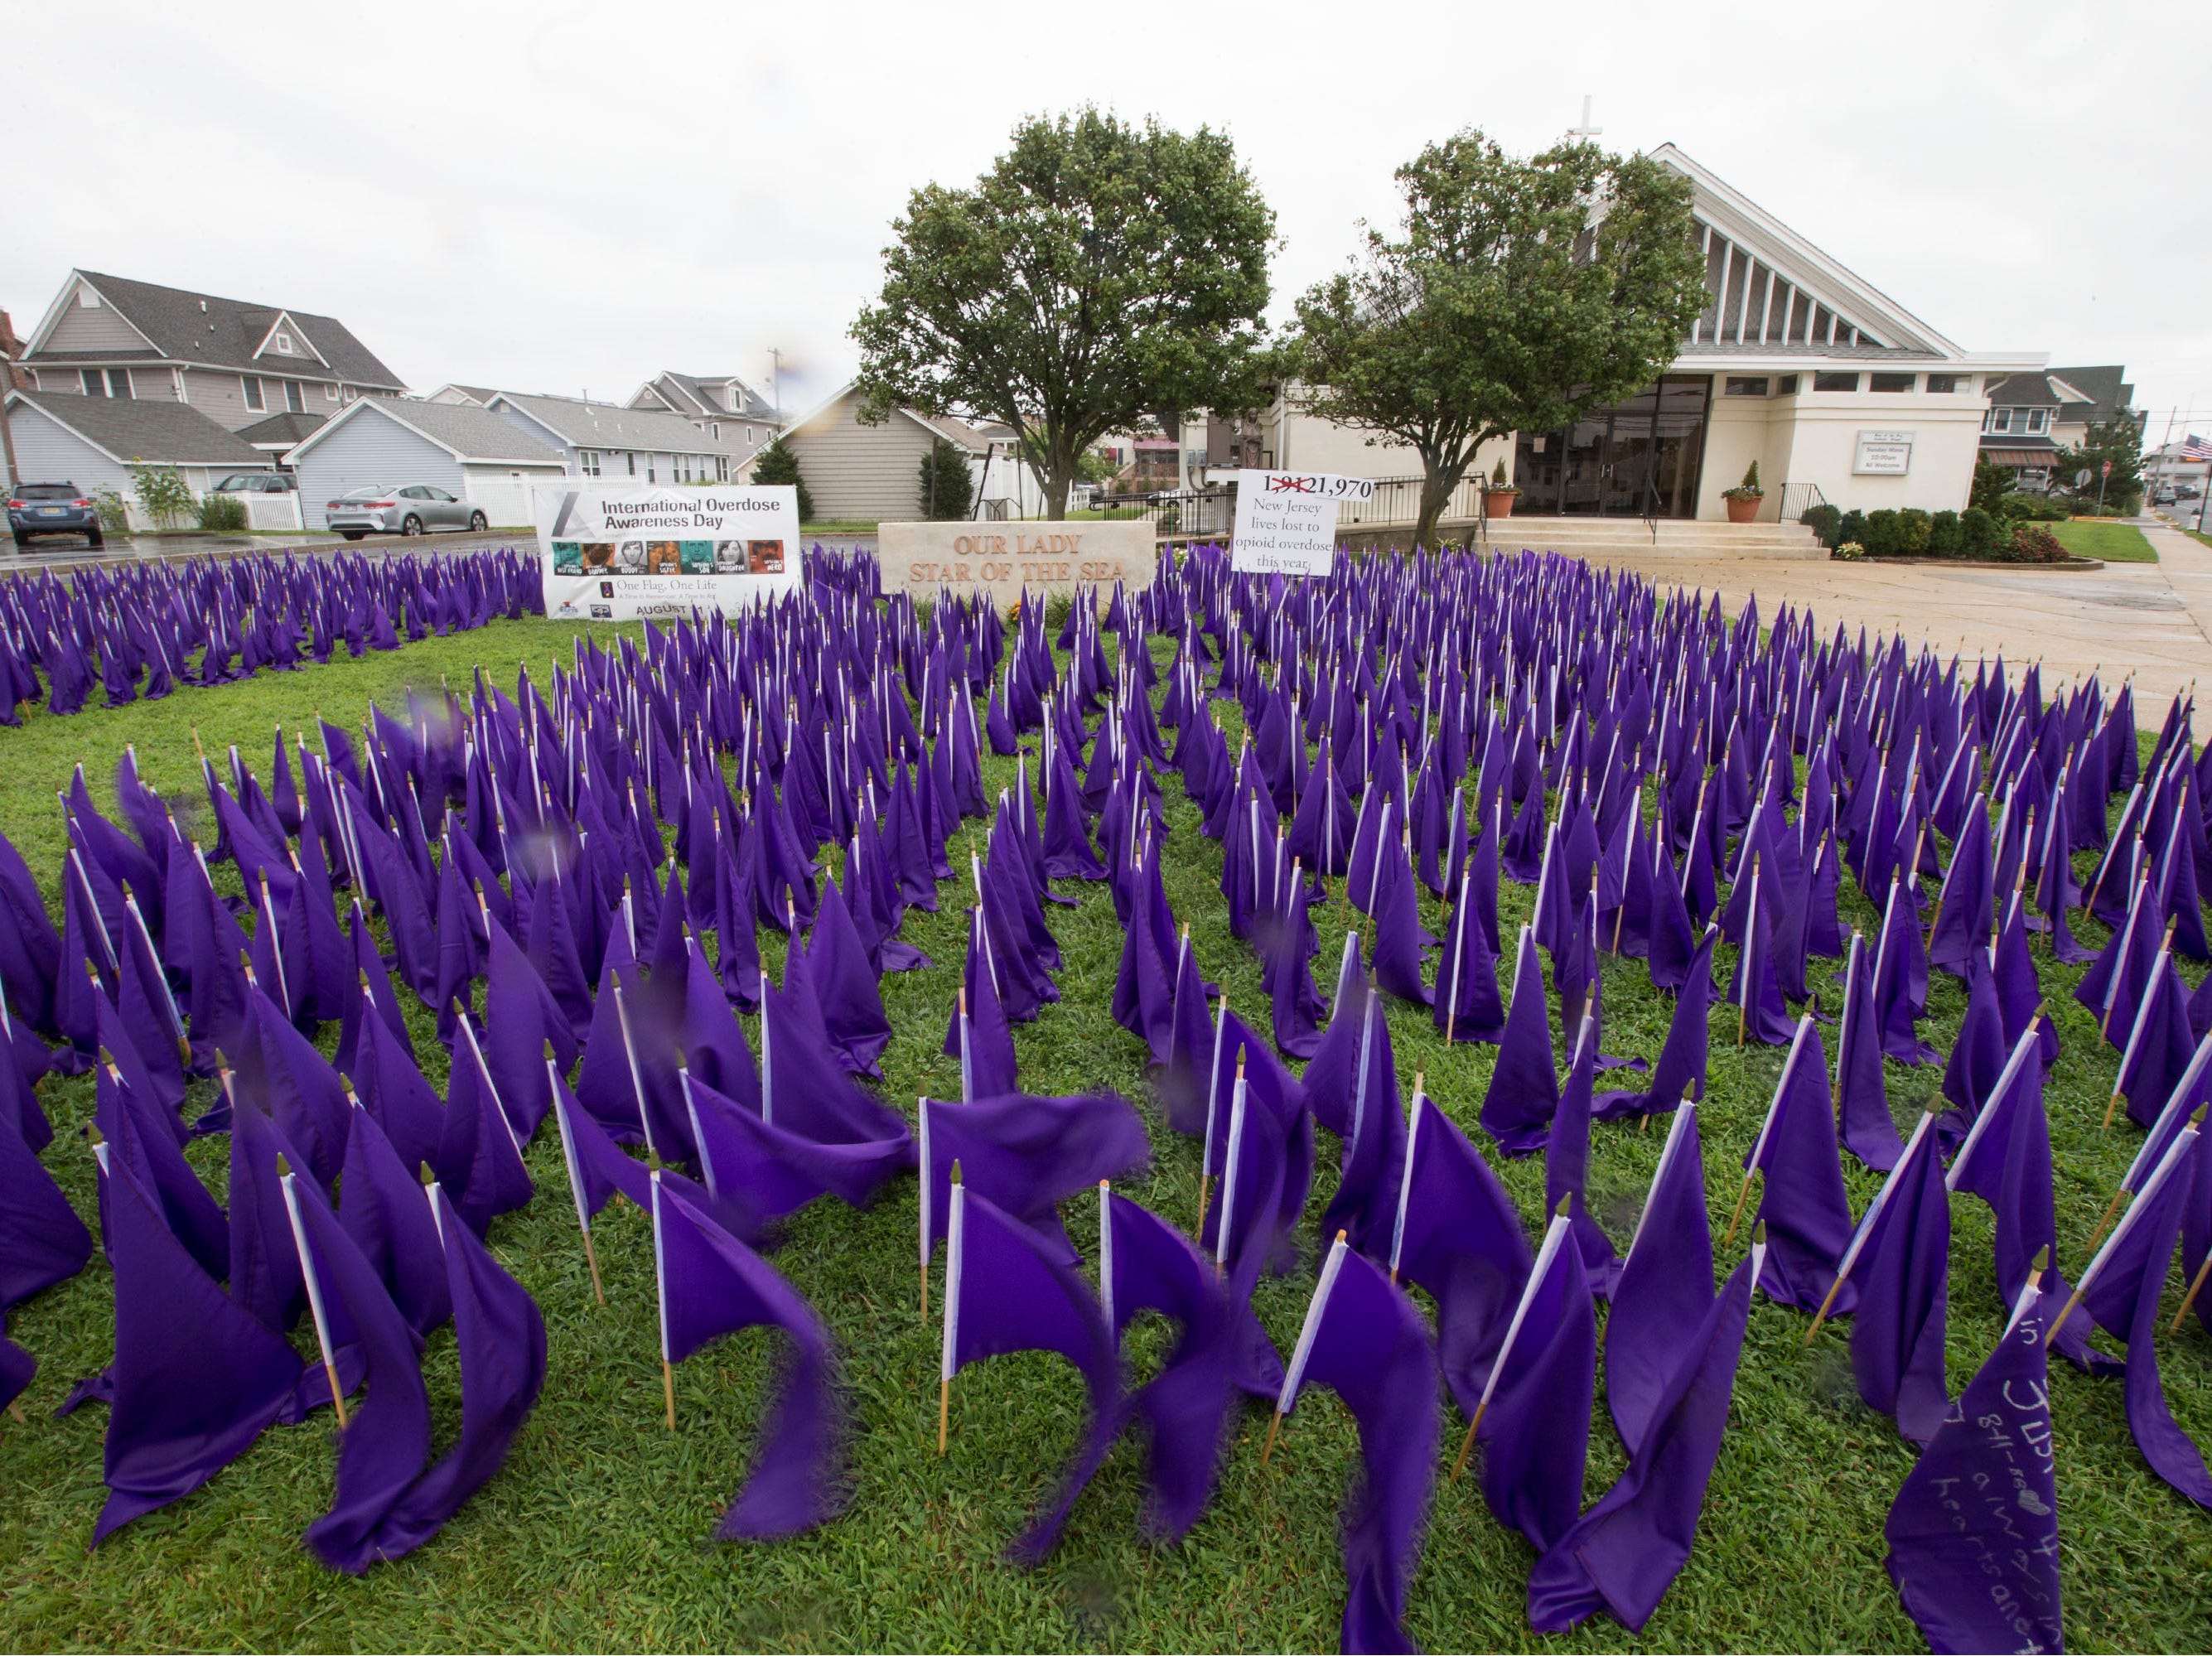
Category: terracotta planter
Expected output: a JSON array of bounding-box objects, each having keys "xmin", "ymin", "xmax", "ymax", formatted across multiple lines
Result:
[
  {"xmin": 1484, "ymin": 490, "xmax": 1519, "ymax": 519},
  {"xmin": 1724, "ymin": 493, "xmax": 1762, "ymax": 524}
]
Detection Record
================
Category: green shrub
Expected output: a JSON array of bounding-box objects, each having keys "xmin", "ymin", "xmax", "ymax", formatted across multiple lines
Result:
[
  {"xmin": 196, "ymin": 492, "xmax": 249, "ymax": 532},
  {"xmin": 1969, "ymin": 458, "xmax": 2012, "ymax": 514},
  {"xmin": 127, "ymin": 459, "xmax": 196, "ymax": 529},
  {"xmin": 916, "ymin": 435, "xmax": 974, "ymax": 520},
  {"xmin": 1837, "ymin": 508, "xmax": 1867, "ymax": 549},
  {"xmin": 2000, "ymin": 490, "xmax": 2067, "ymax": 522},
  {"xmin": 1959, "ymin": 506, "xmax": 2002, "ymax": 555},
  {"xmin": 1044, "ymin": 591, "xmax": 1075, "ymax": 635},
  {"xmin": 1861, "ymin": 509, "xmax": 1903, "ymax": 556},
  {"xmin": 2006, "ymin": 524, "xmax": 2067, "ymax": 562},
  {"xmin": 1800, "ymin": 503, "xmax": 1843, "ymax": 548},
  {"xmin": 1833, "ymin": 540, "xmax": 1867, "ymax": 561},
  {"xmin": 1895, "ymin": 508, "xmax": 1932, "ymax": 554},
  {"xmin": 89, "ymin": 487, "xmax": 129, "ymax": 533},
  {"xmin": 1926, "ymin": 509, "xmax": 1963, "ymax": 556},
  {"xmin": 751, "ymin": 437, "xmax": 815, "ymax": 522}
]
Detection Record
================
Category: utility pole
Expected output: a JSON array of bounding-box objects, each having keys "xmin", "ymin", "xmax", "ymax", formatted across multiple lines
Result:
[
  {"xmin": 0, "ymin": 308, "xmax": 24, "ymax": 492},
  {"xmin": 767, "ymin": 348, "xmax": 782, "ymax": 421}
]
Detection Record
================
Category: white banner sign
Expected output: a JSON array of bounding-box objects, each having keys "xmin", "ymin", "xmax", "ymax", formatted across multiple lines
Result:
[
  {"xmin": 534, "ymin": 482, "xmax": 802, "ymax": 621},
  {"xmin": 1229, "ymin": 470, "xmax": 1376, "ymax": 577}
]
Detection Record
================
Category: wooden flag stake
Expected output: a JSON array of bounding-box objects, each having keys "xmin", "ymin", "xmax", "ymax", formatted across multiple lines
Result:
[
  {"xmin": 1722, "ymin": 1167, "xmax": 1760, "ymax": 1252},
  {"xmin": 2170, "ymin": 1252, "xmax": 2212, "ymax": 1336},
  {"xmin": 664, "ymin": 1359, "xmax": 677, "ymax": 1431},
  {"xmin": 2083, "ymin": 1184, "xmax": 2129, "ymax": 1259}
]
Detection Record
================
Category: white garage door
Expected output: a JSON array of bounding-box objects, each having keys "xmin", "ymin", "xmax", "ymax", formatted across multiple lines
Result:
[{"xmin": 462, "ymin": 466, "xmax": 558, "ymax": 529}]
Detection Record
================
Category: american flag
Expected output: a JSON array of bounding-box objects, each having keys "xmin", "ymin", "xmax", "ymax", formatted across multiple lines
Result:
[{"xmin": 2182, "ymin": 434, "xmax": 2212, "ymax": 461}]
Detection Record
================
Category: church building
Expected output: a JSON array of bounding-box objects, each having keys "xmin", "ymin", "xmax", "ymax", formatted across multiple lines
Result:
[{"xmin": 1196, "ymin": 142, "xmax": 2045, "ymax": 526}]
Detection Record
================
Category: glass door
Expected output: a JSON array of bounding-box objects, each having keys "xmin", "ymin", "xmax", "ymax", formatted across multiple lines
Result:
[{"xmin": 1510, "ymin": 375, "xmax": 1711, "ymax": 517}]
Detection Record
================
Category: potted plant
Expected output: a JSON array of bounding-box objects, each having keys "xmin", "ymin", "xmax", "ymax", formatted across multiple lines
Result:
[
  {"xmin": 1482, "ymin": 459, "xmax": 1519, "ymax": 520},
  {"xmin": 1722, "ymin": 461, "xmax": 1765, "ymax": 524}
]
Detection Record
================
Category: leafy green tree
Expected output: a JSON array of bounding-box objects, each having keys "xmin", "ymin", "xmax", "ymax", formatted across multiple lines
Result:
[
  {"xmin": 127, "ymin": 459, "xmax": 196, "ymax": 529},
  {"xmin": 1969, "ymin": 457, "xmax": 2015, "ymax": 515},
  {"xmin": 751, "ymin": 435, "xmax": 814, "ymax": 522},
  {"xmin": 917, "ymin": 434, "xmax": 976, "ymax": 520},
  {"xmin": 1289, "ymin": 131, "xmax": 1706, "ymax": 551},
  {"xmin": 851, "ymin": 109, "xmax": 1276, "ymax": 520},
  {"xmin": 2058, "ymin": 413, "xmax": 2144, "ymax": 514}
]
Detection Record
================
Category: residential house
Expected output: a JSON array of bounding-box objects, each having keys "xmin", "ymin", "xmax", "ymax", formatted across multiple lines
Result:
[
  {"xmin": 1978, "ymin": 364, "xmax": 2141, "ymax": 490},
  {"xmin": 283, "ymin": 398, "xmax": 568, "ymax": 527},
  {"xmin": 3, "ymin": 388, "xmax": 272, "ymax": 527},
  {"xmin": 16, "ymin": 270, "xmax": 406, "ymax": 432},
  {"xmin": 628, "ymin": 371, "xmax": 782, "ymax": 469},
  {"xmin": 485, "ymin": 390, "xmax": 739, "ymax": 485},
  {"xmin": 741, "ymin": 380, "xmax": 985, "ymax": 522},
  {"xmin": 425, "ymin": 384, "xmax": 503, "ymax": 408}
]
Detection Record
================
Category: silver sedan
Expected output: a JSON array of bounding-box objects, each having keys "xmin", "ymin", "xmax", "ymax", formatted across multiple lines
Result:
[{"xmin": 324, "ymin": 484, "xmax": 488, "ymax": 539}]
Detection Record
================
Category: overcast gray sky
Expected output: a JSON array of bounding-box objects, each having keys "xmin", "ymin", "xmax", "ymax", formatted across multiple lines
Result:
[{"xmin": 9, "ymin": 0, "xmax": 2205, "ymax": 437}]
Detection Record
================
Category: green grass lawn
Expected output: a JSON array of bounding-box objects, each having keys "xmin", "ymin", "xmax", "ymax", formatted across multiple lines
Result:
[
  {"xmin": 801, "ymin": 520, "xmax": 881, "ymax": 537},
  {"xmin": 2052, "ymin": 519, "xmax": 2157, "ymax": 562},
  {"xmin": 0, "ymin": 620, "xmax": 2208, "ymax": 1651}
]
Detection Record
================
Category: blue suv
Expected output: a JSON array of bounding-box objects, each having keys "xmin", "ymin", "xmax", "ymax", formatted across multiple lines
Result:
[{"xmin": 8, "ymin": 482, "xmax": 104, "ymax": 549}]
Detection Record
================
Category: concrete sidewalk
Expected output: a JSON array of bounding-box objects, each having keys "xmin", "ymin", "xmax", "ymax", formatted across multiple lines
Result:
[{"xmin": 1575, "ymin": 541, "xmax": 2206, "ymax": 712}]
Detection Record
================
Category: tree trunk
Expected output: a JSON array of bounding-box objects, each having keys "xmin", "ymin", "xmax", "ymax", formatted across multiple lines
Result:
[
  {"xmin": 1412, "ymin": 465, "xmax": 1458, "ymax": 552},
  {"xmin": 1044, "ymin": 461, "xmax": 1072, "ymax": 520}
]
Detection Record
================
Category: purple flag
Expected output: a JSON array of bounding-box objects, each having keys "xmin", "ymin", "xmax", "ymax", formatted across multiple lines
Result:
[
  {"xmin": 1432, "ymin": 869, "xmax": 1505, "ymax": 1043},
  {"xmin": 1848, "ymin": 1118, "xmax": 1950, "ymax": 1444},
  {"xmin": 685, "ymin": 1067, "xmax": 910, "ymax": 1234},
  {"xmin": 941, "ymin": 1184, "xmax": 1120, "ymax": 1563},
  {"xmin": 1480, "ymin": 926, "xmax": 1558, "ymax": 1157},
  {"xmin": 653, "ymin": 1175, "xmax": 843, "ymax": 1538},
  {"xmin": 1835, "ymin": 931, "xmax": 1905, "ymax": 1171},
  {"xmin": 93, "ymin": 1160, "xmax": 302, "ymax": 1543},
  {"xmin": 1547, "ymin": 1016, "xmax": 1620, "ymax": 1298},
  {"xmin": 548, "ymin": 1062, "xmax": 650, "ymax": 1223},
  {"xmin": 1392, "ymin": 1091, "xmax": 1533, "ymax": 1423},
  {"xmin": 1606, "ymin": 1104, "xmax": 1712, "ymax": 1457},
  {"xmin": 1103, "ymin": 1187, "xmax": 1275, "ymax": 1543},
  {"xmin": 349, "ymin": 996, "xmax": 446, "ymax": 1179},
  {"xmin": 2074, "ymin": 1124, "xmax": 2212, "ymax": 1509},
  {"xmin": 338, "ymin": 1099, "xmax": 452, "ymax": 1339},
  {"xmin": 1526, "ymin": 1249, "xmax": 1758, "ymax": 1634},
  {"xmin": 1594, "ymin": 925, "xmax": 1715, "ymax": 1124},
  {"xmin": 1882, "ymin": 1295, "xmax": 2062, "ymax": 1655},
  {"xmin": 0, "ymin": 1112, "xmax": 94, "ymax": 1310},
  {"xmin": 365, "ymin": 1183, "xmax": 547, "ymax": 1552},
  {"xmin": 433, "ymin": 1023, "xmax": 534, "ymax": 1238},
  {"xmin": 804, "ymin": 875, "xmax": 892, "ymax": 1078},
  {"xmin": 1471, "ymin": 1213, "xmax": 1596, "ymax": 1556},
  {"xmin": 1746, "ymin": 1018, "xmax": 1856, "ymax": 1314},
  {"xmin": 287, "ymin": 1171, "xmax": 435, "ymax": 1573},
  {"xmin": 1274, "ymin": 1235, "xmax": 1437, "ymax": 1655},
  {"xmin": 921, "ymin": 1091, "xmax": 1148, "ymax": 1265}
]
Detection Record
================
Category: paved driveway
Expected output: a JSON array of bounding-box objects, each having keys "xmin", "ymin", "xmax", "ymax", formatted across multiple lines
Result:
[{"xmin": 1579, "ymin": 524, "xmax": 2212, "ymax": 713}]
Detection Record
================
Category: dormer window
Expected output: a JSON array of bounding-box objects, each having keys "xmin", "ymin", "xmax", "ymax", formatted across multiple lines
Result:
[{"xmin": 273, "ymin": 332, "xmax": 294, "ymax": 354}]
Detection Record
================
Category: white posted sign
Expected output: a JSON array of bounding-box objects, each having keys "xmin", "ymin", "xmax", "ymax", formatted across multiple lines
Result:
[
  {"xmin": 1229, "ymin": 471, "xmax": 1376, "ymax": 577},
  {"xmin": 1852, "ymin": 429, "xmax": 1915, "ymax": 476},
  {"xmin": 534, "ymin": 481, "xmax": 802, "ymax": 621}
]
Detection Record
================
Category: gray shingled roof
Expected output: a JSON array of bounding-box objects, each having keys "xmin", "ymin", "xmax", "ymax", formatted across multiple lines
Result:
[
  {"xmin": 1984, "ymin": 373, "xmax": 2067, "ymax": 409},
  {"xmin": 29, "ymin": 271, "xmax": 406, "ymax": 389},
  {"xmin": 660, "ymin": 372, "xmax": 779, "ymax": 420},
  {"xmin": 237, "ymin": 410, "xmax": 327, "ymax": 446},
  {"xmin": 490, "ymin": 391, "xmax": 736, "ymax": 456},
  {"xmin": 7, "ymin": 388, "xmax": 269, "ymax": 465},
  {"xmin": 2045, "ymin": 365, "xmax": 2135, "ymax": 425},
  {"xmin": 336, "ymin": 399, "xmax": 565, "ymax": 463}
]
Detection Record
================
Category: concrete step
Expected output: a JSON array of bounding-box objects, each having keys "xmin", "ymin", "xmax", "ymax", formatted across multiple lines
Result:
[{"xmin": 1457, "ymin": 516, "xmax": 1827, "ymax": 561}]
